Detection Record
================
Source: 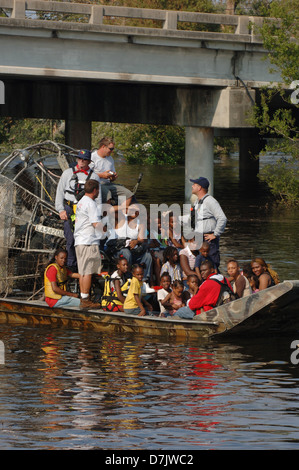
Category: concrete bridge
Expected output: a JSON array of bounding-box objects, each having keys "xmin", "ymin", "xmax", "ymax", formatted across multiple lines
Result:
[{"xmin": 0, "ymin": 0, "xmax": 283, "ymax": 199}]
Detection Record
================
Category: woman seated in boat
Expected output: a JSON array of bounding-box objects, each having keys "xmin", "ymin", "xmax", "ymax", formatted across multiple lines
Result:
[
  {"xmin": 250, "ymin": 257, "xmax": 280, "ymax": 290},
  {"xmin": 105, "ymin": 203, "xmax": 152, "ymax": 283},
  {"xmin": 44, "ymin": 248, "xmax": 80, "ymax": 308},
  {"xmin": 226, "ymin": 259, "xmax": 252, "ymax": 298},
  {"xmin": 101, "ymin": 256, "xmax": 132, "ymax": 312}
]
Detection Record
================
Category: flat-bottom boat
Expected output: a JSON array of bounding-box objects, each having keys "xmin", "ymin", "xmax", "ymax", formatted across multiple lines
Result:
[{"xmin": 0, "ymin": 280, "xmax": 299, "ymax": 341}]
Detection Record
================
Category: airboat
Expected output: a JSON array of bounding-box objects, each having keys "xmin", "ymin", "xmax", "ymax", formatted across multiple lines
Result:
[{"xmin": 0, "ymin": 141, "xmax": 298, "ymax": 340}]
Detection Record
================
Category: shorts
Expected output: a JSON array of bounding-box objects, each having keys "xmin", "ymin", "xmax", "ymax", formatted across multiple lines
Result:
[
  {"xmin": 75, "ymin": 244, "xmax": 102, "ymax": 275},
  {"xmin": 101, "ymin": 183, "xmax": 133, "ymax": 203}
]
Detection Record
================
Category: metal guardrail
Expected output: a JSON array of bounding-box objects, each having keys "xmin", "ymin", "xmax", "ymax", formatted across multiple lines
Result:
[{"xmin": 0, "ymin": 0, "xmax": 265, "ymax": 39}]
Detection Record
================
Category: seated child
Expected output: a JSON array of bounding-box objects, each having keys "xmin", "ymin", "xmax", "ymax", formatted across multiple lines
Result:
[
  {"xmin": 101, "ymin": 256, "xmax": 132, "ymax": 311},
  {"xmin": 44, "ymin": 248, "xmax": 80, "ymax": 308},
  {"xmin": 242, "ymin": 263, "xmax": 259, "ymax": 293},
  {"xmin": 160, "ymin": 279, "xmax": 189, "ymax": 317},
  {"xmin": 194, "ymin": 242, "xmax": 217, "ymax": 281},
  {"xmin": 160, "ymin": 246, "xmax": 183, "ymax": 282},
  {"xmin": 157, "ymin": 272, "xmax": 172, "ymax": 316},
  {"xmin": 123, "ymin": 264, "xmax": 153, "ymax": 316},
  {"xmin": 148, "ymin": 215, "xmax": 167, "ymax": 285},
  {"xmin": 164, "ymin": 211, "xmax": 184, "ymax": 249},
  {"xmin": 179, "ymin": 236, "xmax": 198, "ymax": 281},
  {"xmin": 184, "ymin": 274, "xmax": 200, "ymax": 301}
]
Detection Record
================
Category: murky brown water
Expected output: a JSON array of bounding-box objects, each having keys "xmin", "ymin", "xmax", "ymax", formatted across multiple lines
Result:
[{"xmin": 0, "ymin": 154, "xmax": 299, "ymax": 451}]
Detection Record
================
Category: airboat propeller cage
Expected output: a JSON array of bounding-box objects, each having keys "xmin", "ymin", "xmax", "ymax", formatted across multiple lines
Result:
[{"xmin": 0, "ymin": 141, "xmax": 78, "ymax": 295}]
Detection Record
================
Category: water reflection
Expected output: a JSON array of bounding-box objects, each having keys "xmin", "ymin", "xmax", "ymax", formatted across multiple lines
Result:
[{"xmin": 1, "ymin": 325, "xmax": 299, "ymax": 449}]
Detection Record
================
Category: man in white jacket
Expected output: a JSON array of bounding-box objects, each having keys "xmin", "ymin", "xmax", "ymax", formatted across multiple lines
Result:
[{"xmin": 190, "ymin": 176, "xmax": 227, "ymax": 269}]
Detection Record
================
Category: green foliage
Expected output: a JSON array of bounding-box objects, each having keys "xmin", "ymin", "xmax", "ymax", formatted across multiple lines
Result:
[
  {"xmin": 0, "ymin": 119, "xmax": 64, "ymax": 152},
  {"xmin": 92, "ymin": 122, "xmax": 185, "ymax": 165},
  {"xmin": 249, "ymin": 0, "xmax": 299, "ymax": 206},
  {"xmin": 259, "ymin": 159, "xmax": 299, "ymax": 206}
]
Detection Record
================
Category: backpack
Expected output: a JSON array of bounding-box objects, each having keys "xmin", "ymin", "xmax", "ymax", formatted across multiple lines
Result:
[
  {"xmin": 211, "ymin": 277, "xmax": 239, "ymax": 306},
  {"xmin": 101, "ymin": 274, "xmax": 132, "ymax": 311}
]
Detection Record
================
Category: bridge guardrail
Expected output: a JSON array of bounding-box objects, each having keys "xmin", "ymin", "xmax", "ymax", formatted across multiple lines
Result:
[{"xmin": 0, "ymin": 0, "xmax": 265, "ymax": 42}]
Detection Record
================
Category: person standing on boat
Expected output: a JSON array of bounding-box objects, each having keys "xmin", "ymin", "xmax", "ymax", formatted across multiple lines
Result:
[
  {"xmin": 189, "ymin": 177, "xmax": 227, "ymax": 269},
  {"xmin": 44, "ymin": 248, "xmax": 80, "ymax": 308},
  {"xmin": 90, "ymin": 137, "xmax": 133, "ymax": 209},
  {"xmin": 74, "ymin": 179, "xmax": 104, "ymax": 310},
  {"xmin": 55, "ymin": 149, "xmax": 102, "ymax": 271}
]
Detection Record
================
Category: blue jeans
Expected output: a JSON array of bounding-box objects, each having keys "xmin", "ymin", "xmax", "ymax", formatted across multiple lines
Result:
[
  {"xmin": 63, "ymin": 204, "xmax": 77, "ymax": 269},
  {"xmin": 124, "ymin": 307, "xmax": 142, "ymax": 316},
  {"xmin": 55, "ymin": 295, "xmax": 81, "ymax": 308},
  {"xmin": 175, "ymin": 306, "xmax": 195, "ymax": 319}
]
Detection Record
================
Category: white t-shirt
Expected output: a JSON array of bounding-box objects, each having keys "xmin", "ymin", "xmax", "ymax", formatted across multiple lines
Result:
[
  {"xmin": 157, "ymin": 288, "xmax": 170, "ymax": 313},
  {"xmin": 90, "ymin": 150, "xmax": 116, "ymax": 184},
  {"xmin": 74, "ymin": 195, "xmax": 102, "ymax": 246},
  {"xmin": 179, "ymin": 245, "xmax": 196, "ymax": 277}
]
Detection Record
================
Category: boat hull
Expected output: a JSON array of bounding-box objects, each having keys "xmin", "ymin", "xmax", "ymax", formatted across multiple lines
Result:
[
  {"xmin": 0, "ymin": 297, "xmax": 222, "ymax": 341},
  {"xmin": 0, "ymin": 281, "xmax": 298, "ymax": 340}
]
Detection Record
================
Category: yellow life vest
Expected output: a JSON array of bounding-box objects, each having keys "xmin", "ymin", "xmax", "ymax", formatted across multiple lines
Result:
[
  {"xmin": 101, "ymin": 274, "xmax": 131, "ymax": 307},
  {"xmin": 44, "ymin": 262, "xmax": 68, "ymax": 300}
]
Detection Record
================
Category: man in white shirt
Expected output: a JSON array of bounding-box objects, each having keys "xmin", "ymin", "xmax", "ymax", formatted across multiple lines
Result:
[
  {"xmin": 190, "ymin": 176, "xmax": 227, "ymax": 269},
  {"xmin": 90, "ymin": 137, "xmax": 133, "ymax": 209},
  {"xmin": 74, "ymin": 179, "xmax": 104, "ymax": 310}
]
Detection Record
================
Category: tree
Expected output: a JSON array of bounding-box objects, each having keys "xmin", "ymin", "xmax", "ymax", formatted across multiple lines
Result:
[{"xmin": 250, "ymin": 0, "xmax": 299, "ymax": 205}]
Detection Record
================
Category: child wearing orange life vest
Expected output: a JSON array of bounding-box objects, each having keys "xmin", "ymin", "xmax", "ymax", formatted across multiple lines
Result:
[{"xmin": 44, "ymin": 248, "xmax": 80, "ymax": 308}]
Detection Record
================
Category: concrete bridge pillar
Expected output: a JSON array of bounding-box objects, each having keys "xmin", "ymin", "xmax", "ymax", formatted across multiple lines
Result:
[
  {"xmin": 185, "ymin": 127, "xmax": 214, "ymax": 202},
  {"xmin": 239, "ymin": 129, "xmax": 264, "ymax": 185},
  {"xmin": 65, "ymin": 120, "xmax": 91, "ymax": 151}
]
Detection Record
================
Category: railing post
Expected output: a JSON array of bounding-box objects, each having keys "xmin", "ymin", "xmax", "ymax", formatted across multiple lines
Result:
[
  {"xmin": 11, "ymin": 0, "xmax": 26, "ymax": 19},
  {"xmin": 250, "ymin": 16, "xmax": 263, "ymax": 41},
  {"xmin": 89, "ymin": 5, "xmax": 104, "ymax": 25},
  {"xmin": 236, "ymin": 16, "xmax": 249, "ymax": 34},
  {"xmin": 163, "ymin": 11, "xmax": 178, "ymax": 30}
]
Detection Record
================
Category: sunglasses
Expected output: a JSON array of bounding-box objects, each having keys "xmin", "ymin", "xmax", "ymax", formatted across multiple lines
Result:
[{"xmin": 107, "ymin": 146, "xmax": 114, "ymax": 151}]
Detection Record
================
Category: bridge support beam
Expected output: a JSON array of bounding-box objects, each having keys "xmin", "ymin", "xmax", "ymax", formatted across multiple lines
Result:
[
  {"xmin": 185, "ymin": 127, "xmax": 214, "ymax": 202},
  {"xmin": 239, "ymin": 129, "xmax": 264, "ymax": 185},
  {"xmin": 65, "ymin": 120, "xmax": 91, "ymax": 151}
]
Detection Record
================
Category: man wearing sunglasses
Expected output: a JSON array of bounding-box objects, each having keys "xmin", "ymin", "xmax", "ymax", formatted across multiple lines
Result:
[{"xmin": 91, "ymin": 137, "xmax": 133, "ymax": 209}]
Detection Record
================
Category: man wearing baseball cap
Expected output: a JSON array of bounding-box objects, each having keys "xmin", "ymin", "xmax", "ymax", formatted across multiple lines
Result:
[
  {"xmin": 55, "ymin": 149, "xmax": 102, "ymax": 270},
  {"xmin": 189, "ymin": 176, "xmax": 227, "ymax": 269}
]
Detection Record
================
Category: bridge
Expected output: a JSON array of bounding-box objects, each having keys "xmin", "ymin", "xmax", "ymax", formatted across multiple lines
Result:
[{"xmin": 0, "ymin": 0, "xmax": 284, "ymax": 199}]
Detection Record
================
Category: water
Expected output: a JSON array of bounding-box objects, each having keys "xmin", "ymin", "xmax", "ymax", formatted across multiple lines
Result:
[
  {"xmin": 1, "ymin": 153, "xmax": 299, "ymax": 451},
  {"xmin": 1, "ymin": 326, "xmax": 299, "ymax": 450}
]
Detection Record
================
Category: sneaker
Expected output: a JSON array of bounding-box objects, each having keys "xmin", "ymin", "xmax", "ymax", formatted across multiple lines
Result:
[
  {"xmin": 141, "ymin": 282, "xmax": 156, "ymax": 295},
  {"xmin": 80, "ymin": 296, "xmax": 101, "ymax": 310}
]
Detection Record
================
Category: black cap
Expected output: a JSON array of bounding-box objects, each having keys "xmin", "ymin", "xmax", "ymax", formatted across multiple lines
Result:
[
  {"xmin": 190, "ymin": 177, "xmax": 209, "ymax": 189},
  {"xmin": 78, "ymin": 149, "xmax": 92, "ymax": 160}
]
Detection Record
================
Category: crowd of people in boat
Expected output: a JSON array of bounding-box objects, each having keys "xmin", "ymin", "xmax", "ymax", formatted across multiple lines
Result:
[{"xmin": 44, "ymin": 137, "xmax": 280, "ymax": 319}]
